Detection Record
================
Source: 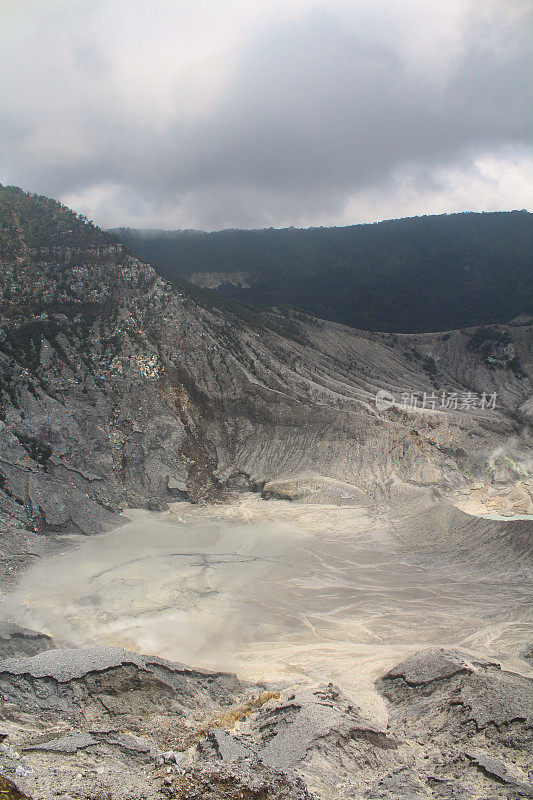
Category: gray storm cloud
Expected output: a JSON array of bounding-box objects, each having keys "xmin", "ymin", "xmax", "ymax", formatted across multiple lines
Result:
[{"xmin": 0, "ymin": 0, "xmax": 531, "ymax": 228}]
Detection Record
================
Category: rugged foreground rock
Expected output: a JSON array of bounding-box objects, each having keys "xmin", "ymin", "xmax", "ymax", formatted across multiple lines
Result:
[{"xmin": 0, "ymin": 645, "xmax": 530, "ymax": 799}]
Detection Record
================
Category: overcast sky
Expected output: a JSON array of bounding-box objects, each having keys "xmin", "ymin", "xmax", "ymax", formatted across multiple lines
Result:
[{"xmin": 1, "ymin": 0, "xmax": 532, "ymax": 230}]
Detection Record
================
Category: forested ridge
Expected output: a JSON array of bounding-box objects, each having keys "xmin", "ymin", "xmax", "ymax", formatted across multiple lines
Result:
[{"xmin": 115, "ymin": 211, "xmax": 532, "ymax": 332}]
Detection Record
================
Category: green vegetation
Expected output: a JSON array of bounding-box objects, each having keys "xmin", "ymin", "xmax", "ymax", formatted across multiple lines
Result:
[
  {"xmin": 0, "ymin": 314, "xmax": 88, "ymax": 371},
  {"xmin": 467, "ymin": 326, "xmax": 512, "ymax": 351},
  {"xmin": 508, "ymin": 356, "xmax": 526, "ymax": 378},
  {"xmin": 0, "ymin": 470, "xmax": 24, "ymax": 505},
  {"xmin": 160, "ymin": 270, "xmax": 309, "ymax": 344},
  {"xmin": 422, "ymin": 356, "xmax": 438, "ymax": 378},
  {"xmin": 115, "ymin": 211, "xmax": 532, "ymax": 333},
  {"xmin": 468, "ymin": 326, "xmax": 525, "ymax": 376},
  {"xmin": 0, "ymin": 184, "xmax": 117, "ymax": 261},
  {"xmin": 0, "ymin": 185, "xmax": 308, "ymax": 347},
  {"xmin": 15, "ymin": 432, "xmax": 52, "ymax": 468}
]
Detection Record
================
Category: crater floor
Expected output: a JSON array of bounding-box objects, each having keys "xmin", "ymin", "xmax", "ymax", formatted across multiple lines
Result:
[{"xmin": 3, "ymin": 496, "xmax": 531, "ymax": 709}]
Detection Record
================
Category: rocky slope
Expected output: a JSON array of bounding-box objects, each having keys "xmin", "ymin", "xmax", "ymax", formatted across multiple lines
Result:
[{"xmin": 0, "ymin": 187, "xmax": 531, "ymax": 569}]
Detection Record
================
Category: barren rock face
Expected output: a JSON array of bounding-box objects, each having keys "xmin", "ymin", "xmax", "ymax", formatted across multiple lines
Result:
[
  {"xmin": 175, "ymin": 649, "xmax": 533, "ymax": 800},
  {"xmin": 376, "ymin": 649, "xmax": 533, "ymax": 799},
  {"xmin": 0, "ymin": 646, "xmax": 257, "ymax": 798}
]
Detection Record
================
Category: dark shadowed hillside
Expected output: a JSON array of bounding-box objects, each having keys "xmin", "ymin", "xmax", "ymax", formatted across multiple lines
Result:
[{"xmin": 115, "ymin": 211, "xmax": 532, "ymax": 333}]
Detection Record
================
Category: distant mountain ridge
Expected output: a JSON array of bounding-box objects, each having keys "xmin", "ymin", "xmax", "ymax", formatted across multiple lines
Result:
[{"xmin": 114, "ymin": 211, "xmax": 533, "ymax": 333}]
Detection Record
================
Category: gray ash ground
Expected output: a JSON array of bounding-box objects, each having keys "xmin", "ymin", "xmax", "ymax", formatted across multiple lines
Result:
[{"xmin": 0, "ymin": 497, "xmax": 530, "ymax": 799}]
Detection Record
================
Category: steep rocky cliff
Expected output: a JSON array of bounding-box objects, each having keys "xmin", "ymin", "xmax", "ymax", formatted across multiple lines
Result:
[{"xmin": 0, "ymin": 186, "xmax": 531, "ymax": 572}]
